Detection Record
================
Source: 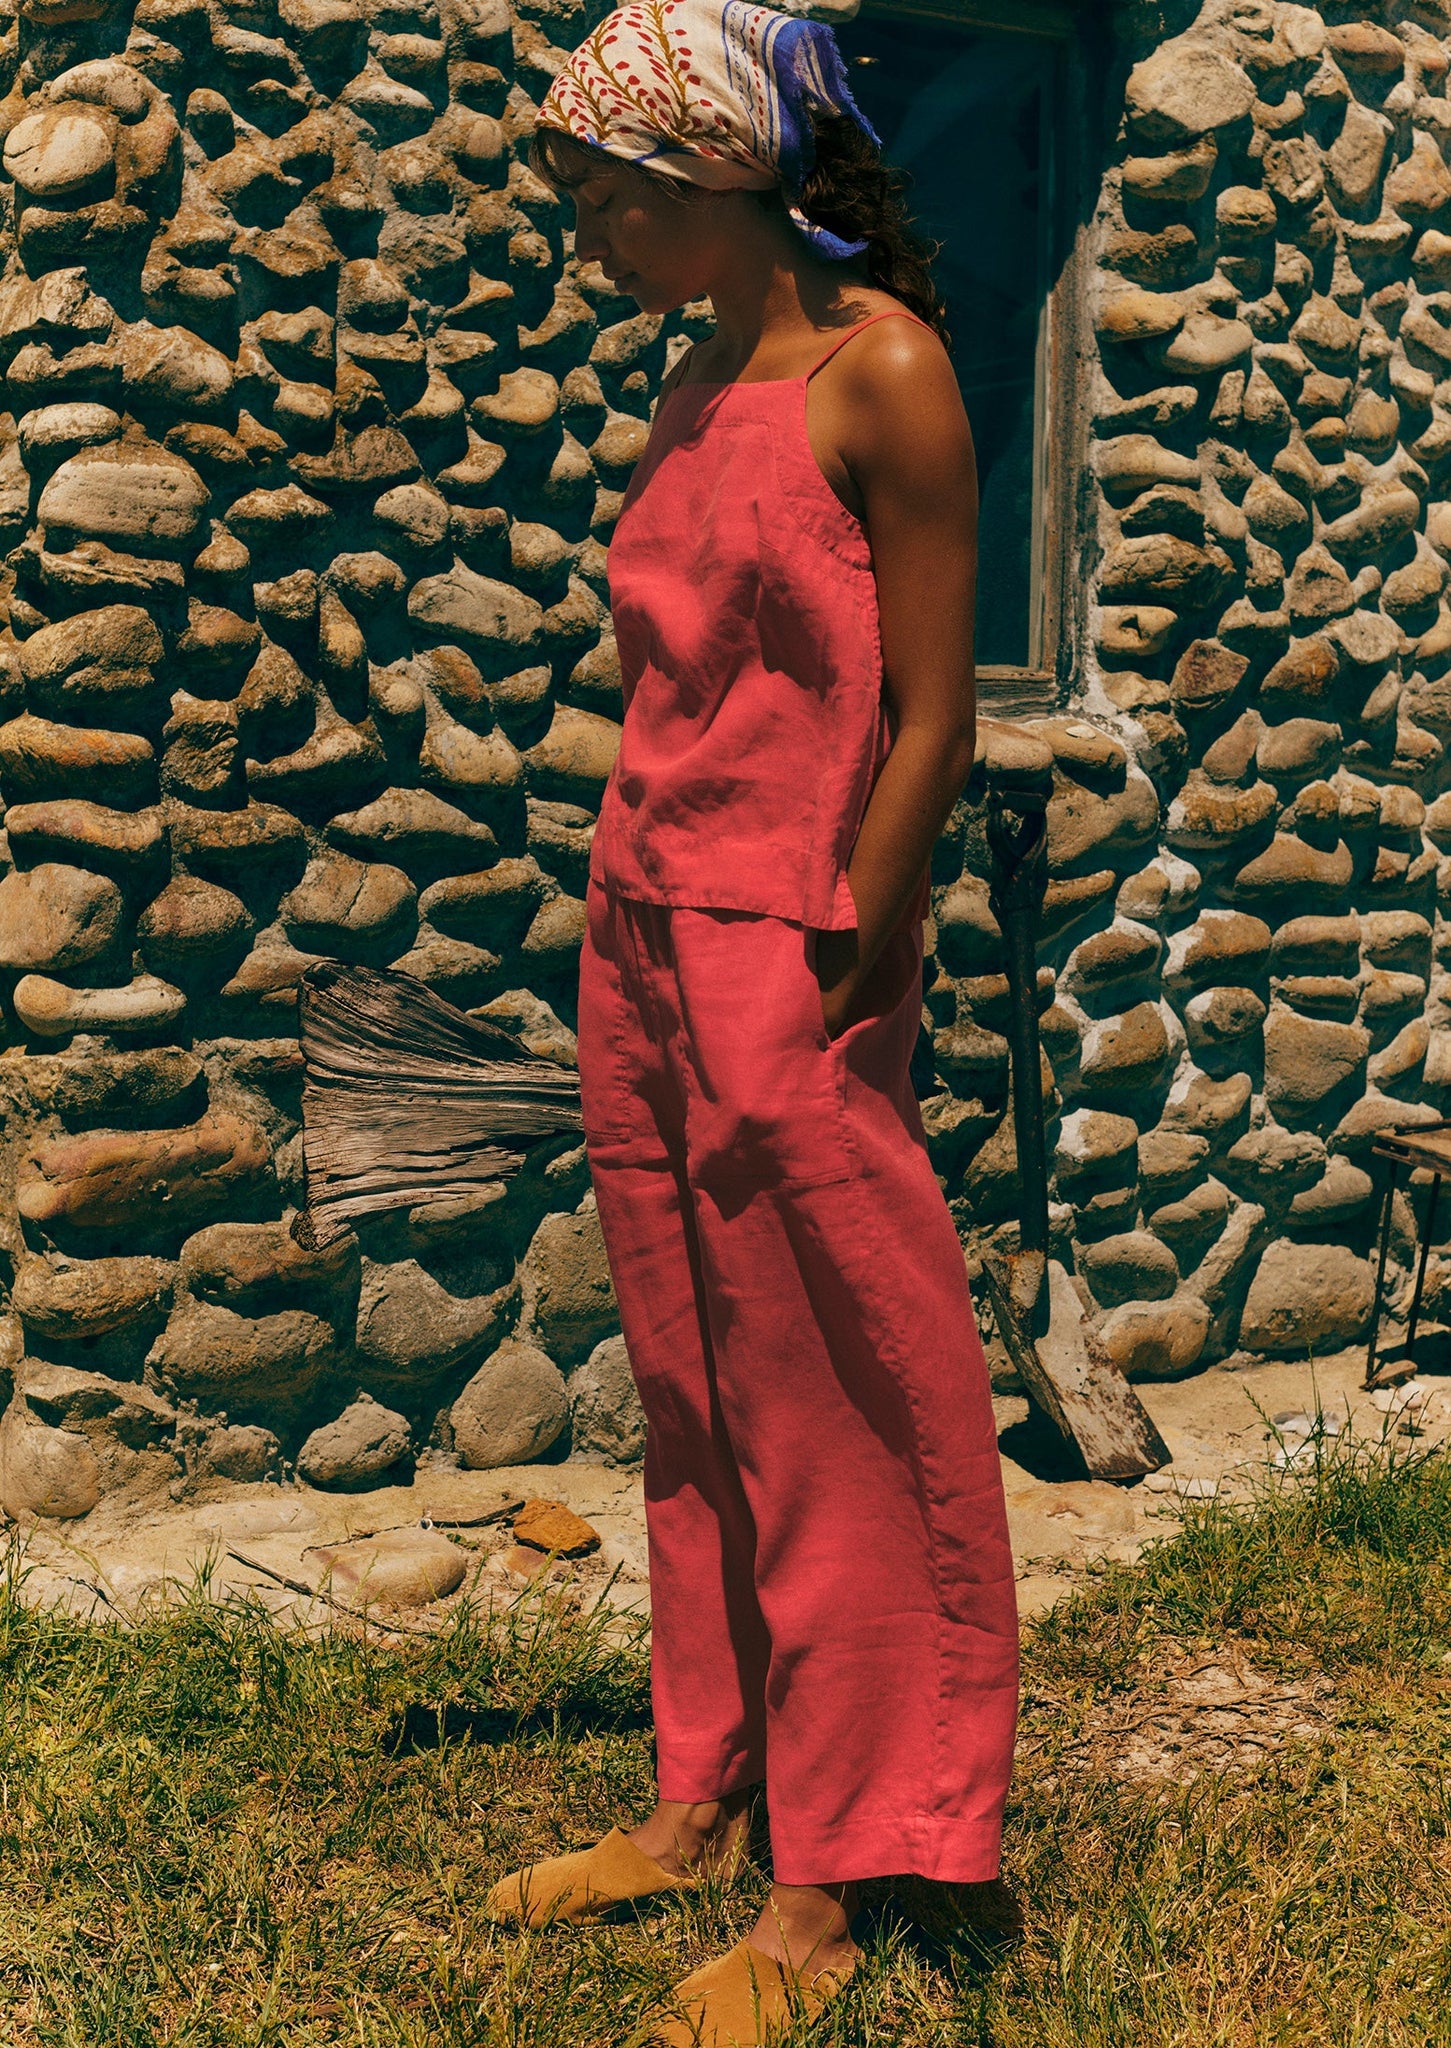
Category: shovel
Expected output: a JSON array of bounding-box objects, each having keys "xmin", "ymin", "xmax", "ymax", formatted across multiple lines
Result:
[{"xmin": 980, "ymin": 754, "xmax": 1170, "ymax": 1484}]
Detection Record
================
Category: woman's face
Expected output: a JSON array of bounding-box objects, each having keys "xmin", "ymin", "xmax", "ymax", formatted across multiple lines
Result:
[{"xmin": 566, "ymin": 159, "xmax": 721, "ymax": 315}]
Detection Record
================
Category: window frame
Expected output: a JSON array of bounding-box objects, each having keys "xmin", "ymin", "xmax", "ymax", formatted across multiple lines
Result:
[{"xmin": 854, "ymin": 0, "xmax": 1090, "ymax": 716}]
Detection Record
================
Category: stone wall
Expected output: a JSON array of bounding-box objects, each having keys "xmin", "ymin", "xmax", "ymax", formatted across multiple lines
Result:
[
  {"xmin": 0, "ymin": 0, "xmax": 673, "ymax": 1511},
  {"xmin": 3, "ymin": 0, "xmax": 1449, "ymax": 1519},
  {"xmin": 977, "ymin": 0, "xmax": 1451, "ymax": 1378}
]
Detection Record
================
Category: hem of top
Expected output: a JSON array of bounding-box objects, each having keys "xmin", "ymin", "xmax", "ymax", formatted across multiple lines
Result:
[{"xmin": 586, "ymin": 869, "xmax": 859, "ymax": 932}]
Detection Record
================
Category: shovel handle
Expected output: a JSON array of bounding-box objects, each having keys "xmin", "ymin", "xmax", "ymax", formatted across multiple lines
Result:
[{"xmin": 987, "ymin": 787, "xmax": 1050, "ymax": 1266}]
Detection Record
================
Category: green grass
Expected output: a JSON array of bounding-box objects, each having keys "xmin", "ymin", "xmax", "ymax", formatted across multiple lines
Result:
[{"xmin": 4, "ymin": 1428, "xmax": 1451, "ymax": 2046}]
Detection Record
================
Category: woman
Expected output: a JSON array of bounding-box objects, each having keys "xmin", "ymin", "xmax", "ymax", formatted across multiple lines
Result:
[{"xmin": 486, "ymin": 4, "xmax": 1019, "ymax": 2039}]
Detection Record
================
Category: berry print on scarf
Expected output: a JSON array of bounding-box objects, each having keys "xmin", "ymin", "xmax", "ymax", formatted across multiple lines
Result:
[{"xmin": 539, "ymin": 0, "xmax": 879, "ymax": 258}]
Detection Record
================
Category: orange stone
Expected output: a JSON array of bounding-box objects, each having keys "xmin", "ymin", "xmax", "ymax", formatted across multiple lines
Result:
[{"xmin": 511, "ymin": 1498, "xmax": 601, "ymax": 1557}]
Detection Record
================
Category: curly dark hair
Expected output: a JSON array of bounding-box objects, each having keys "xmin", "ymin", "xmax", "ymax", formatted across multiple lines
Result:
[
  {"xmin": 793, "ymin": 112, "xmax": 948, "ymax": 343},
  {"xmin": 531, "ymin": 112, "xmax": 948, "ymax": 343}
]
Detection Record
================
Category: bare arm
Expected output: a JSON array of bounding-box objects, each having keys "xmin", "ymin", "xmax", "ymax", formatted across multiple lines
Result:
[{"xmin": 810, "ymin": 321, "xmax": 979, "ymax": 1037}]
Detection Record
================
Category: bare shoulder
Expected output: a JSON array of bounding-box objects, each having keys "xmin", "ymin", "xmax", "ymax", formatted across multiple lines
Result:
[
  {"xmin": 818, "ymin": 309, "xmax": 972, "ymax": 488},
  {"xmin": 834, "ymin": 314, "xmax": 963, "ymax": 419}
]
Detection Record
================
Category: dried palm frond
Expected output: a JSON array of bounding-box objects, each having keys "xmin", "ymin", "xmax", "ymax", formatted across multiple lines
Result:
[{"xmin": 294, "ymin": 962, "xmax": 584, "ymax": 1249}]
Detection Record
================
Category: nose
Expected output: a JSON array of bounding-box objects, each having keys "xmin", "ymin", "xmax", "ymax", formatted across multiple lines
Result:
[{"xmin": 572, "ymin": 199, "xmax": 609, "ymax": 267}]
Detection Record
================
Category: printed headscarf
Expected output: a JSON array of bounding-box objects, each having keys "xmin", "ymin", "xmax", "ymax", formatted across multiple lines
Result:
[{"xmin": 538, "ymin": 0, "xmax": 880, "ymax": 259}]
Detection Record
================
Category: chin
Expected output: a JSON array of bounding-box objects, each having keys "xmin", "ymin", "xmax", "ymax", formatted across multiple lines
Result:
[{"xmin": 629, "ymin": 280, "xmax": 694, "ymax": 317}]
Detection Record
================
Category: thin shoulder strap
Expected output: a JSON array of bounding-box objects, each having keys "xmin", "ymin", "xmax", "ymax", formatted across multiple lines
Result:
[{"xmin": 806, "ymin": 308, "xmax": 935, "ymax": 380}]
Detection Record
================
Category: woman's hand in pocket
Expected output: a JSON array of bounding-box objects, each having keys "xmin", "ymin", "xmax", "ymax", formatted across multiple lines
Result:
[{"xmin": 813, "ymin": 927, "xmax": 860, "ymax": 1042}]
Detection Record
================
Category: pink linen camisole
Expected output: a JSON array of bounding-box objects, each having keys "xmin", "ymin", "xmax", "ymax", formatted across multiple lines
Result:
[{"xmin": 588, "ymin": 309, "xmax": 935, "ymax": 933}]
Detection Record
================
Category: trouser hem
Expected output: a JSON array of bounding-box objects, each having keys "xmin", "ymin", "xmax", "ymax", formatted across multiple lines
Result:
[
  {"xmin": 768, "ymin": 1813, "xmax": 1005, "ymax": 1889},
  {"xmin": 655, "ymin": 1745, "xmax": 766, "ymax": 1805}
]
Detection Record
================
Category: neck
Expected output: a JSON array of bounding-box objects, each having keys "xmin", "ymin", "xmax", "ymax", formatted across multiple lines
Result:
[{"xmin": 703, "ymin": 216, "xmax": 864, "ymax": 371}]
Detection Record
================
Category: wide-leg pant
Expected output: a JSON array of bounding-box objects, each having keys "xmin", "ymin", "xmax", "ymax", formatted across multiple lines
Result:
[{"xmin": 577, "ymin": 880, "xmax": 1018, "ymax": 1887}]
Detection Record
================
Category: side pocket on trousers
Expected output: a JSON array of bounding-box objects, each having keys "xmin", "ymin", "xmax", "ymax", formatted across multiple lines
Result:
[
  {"xmin": 802, "ymin": 925, "xmax": 834, "ymax": 1051},
  {"xmin": 684, "ymin": 917, "xmax": 856, "ymax": 1192},
  {"xmin": 576, "ymin": 885, "xmax": 640, "ymax": 1144}
]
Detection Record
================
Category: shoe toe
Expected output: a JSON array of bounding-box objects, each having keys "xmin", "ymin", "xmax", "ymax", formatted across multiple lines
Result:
[
  {"xmin": 485, "ymin": 1828, "xmax": 701, "ymax": 1931},
  {"xmin": 483, "ymin": 1873, "xmax": 536, "ymax": 1927},
  {"xmin": 484, "ymin": 1853, "xmax": 584, "ymax": 1928}
]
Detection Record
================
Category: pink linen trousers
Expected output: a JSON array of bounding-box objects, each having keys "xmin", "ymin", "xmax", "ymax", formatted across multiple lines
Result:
[{"xmin": 577, "ymin": 311, "xmax": 1019, "ymax": 1888}]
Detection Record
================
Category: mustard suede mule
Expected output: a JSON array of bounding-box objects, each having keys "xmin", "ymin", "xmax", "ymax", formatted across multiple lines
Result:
[
  {"xmin": 485, "ymin": 1827, "xmax": 701, "ymax": 1928},
  {"xmin": 649, "ymin": 1938, "xmax": 857, "ymax": 2047}
]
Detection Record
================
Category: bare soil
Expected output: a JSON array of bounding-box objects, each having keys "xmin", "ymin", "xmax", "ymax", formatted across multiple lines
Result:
[{"xmin": 6, "ymin": 1345, "xmax": 1446, "ymax": 1630}]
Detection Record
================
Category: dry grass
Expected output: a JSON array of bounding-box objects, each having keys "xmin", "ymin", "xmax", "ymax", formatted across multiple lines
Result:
[{"xmin": 4, "ymin": 1425, "xmax": 1451, "ymax": 2044}]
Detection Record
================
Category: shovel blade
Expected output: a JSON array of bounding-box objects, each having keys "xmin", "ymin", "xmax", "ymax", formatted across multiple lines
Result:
[{"xmin": 981, "ymin": 1256, "xmax": 1171, "ymax": 1483}]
